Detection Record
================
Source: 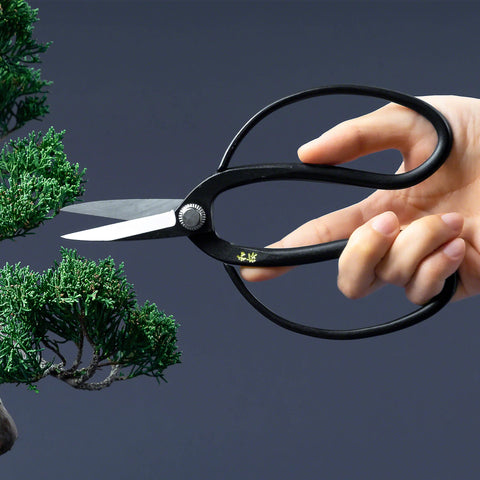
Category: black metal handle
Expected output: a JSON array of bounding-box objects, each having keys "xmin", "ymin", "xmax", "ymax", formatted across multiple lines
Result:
[
  {"xmin": 217, "ymin": 84, "xmax": 452, "ymax": 175},
  {"xmin": 190, "ymin": 231, "xmax": 345, "ymax": 267},
  {"xmin": 197, "ymin": 85, "xmax": 457, "ymax": 339},
  {"xmin": 224, "ymin": 264, "xmax": 458, "ymax": 340}
]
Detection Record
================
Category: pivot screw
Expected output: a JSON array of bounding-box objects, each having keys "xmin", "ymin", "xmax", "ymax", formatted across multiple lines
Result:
[{"xmin": 178, "ymin": 204, "xmax": 206, "ymax": 231}]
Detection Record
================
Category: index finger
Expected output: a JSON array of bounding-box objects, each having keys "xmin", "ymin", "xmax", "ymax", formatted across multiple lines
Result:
[{"xmin": 240, "ymin": 200, "xmax": 369, "ymax": 282}]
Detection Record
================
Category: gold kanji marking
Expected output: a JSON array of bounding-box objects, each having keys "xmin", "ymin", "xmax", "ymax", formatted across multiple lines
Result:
[{"xmin": 236, "ymin": 251, "xmax": 258, "ymax": 264}]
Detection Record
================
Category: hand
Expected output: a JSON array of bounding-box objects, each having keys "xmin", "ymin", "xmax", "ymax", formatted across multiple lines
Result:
[{"xmin": 241, "ymin": 95, "xmax": 480, "ymax": 304}]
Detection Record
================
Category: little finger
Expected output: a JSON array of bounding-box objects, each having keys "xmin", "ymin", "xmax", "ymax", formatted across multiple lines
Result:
[{"xmin": 405, "ymin": 238, "xmax": 465, "ymax": 305}]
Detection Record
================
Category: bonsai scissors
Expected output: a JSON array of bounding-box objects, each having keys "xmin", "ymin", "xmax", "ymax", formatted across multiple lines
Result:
[{"xmin": 61, "ymin": 85, "xmax": 457, "ymax": 340}]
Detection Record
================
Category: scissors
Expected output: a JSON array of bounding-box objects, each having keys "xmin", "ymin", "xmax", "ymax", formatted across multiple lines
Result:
[{"xmin": 61, "ymin": 85, "xmax": 457, "ymax": 340}]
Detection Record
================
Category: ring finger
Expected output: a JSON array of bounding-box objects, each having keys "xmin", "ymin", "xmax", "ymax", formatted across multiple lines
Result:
[{"xmin": 375, "ymin": 212, "xmax": 464, "ymax": 287}]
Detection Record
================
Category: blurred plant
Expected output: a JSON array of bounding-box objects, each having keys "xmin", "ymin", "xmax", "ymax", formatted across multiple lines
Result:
[
  {"xmin": 0, "ymin": 0, "xmax": 181, "ymax": 456},
  {"xmin": 0, "ymin": 0, "xmax": 51, "ymax": 139}
]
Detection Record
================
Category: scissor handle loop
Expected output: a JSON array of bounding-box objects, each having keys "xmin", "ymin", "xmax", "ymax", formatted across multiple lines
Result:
[
  {"xmin": 210, "ymin": 84, "xmax": 457, "ymax": 339},
  {"xmin": 218, "ymin": 84, "xmax": 452, "ymax": 177},
  {"xmin": 223, "ymin": 265, "xmax": 457, "ymax": 340}
]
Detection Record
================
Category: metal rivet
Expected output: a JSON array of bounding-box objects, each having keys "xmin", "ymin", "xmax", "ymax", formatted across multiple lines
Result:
[{"xmin": 178, "ymin": 204, "xmax": 206, "ymax": 231}]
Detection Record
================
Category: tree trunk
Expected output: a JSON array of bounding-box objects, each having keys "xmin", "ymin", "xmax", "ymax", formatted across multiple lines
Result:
[{"xmin": 0, "ymin": 397, "xmax": 17, "ymax": 455}]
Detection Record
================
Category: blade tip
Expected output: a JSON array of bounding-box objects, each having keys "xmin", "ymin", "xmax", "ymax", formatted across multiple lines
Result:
[
  {"xmin": 61, "ymin": 232, "xmax": 101, "ymax": 241},
  {"xmin": 61, "ymin": 233, "xmax": 79, "ymax": 241}
]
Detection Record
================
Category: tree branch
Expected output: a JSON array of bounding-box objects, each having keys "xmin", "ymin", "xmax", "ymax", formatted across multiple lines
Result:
[
  {"xmin": 42, "ymin": 338, "xmax": 67, "ymax": 367},
  {"xmin": 71, "ymin": 365, "xmax": 127, "ymax": 391},
  {"xmin": 63, "ymin": 335, "xmax": 84, "ymax": 375}
]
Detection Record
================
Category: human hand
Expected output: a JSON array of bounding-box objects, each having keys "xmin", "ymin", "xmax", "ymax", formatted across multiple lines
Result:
[{"xmin": 241, "ymin": 95, "xmax": 480, "ymax": 304}]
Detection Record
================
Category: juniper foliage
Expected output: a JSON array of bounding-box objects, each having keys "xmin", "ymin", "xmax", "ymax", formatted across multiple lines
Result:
[
  {"xmin": 0, "ymin": 0, "xmax": 51, "ymax": 139},
  {"xmin": 0, "ymin": 127, "xmax": 86, "ymax": 239},
  {"xmin": 0, "ymin": 249, "xmax": 181, "ymax": 392}
]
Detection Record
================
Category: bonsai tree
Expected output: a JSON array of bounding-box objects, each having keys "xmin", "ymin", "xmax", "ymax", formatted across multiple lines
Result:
[{"xmin": 0, "ymin": 0, "xmax": 181, "ymax": 455}]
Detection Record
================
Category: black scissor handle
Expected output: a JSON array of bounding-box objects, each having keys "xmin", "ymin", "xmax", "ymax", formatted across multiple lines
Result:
[
  {"xmin": 224, "ymin": 265, "xmax": 458, "ymax": 340},
  {"xmin": 186, "ymin": 165, "xmax": 459, "ymax": 339},
  {"xmin": 191, "ymin": 85, "xmax": 458, "ymax": 339},
  {"xmin": 187, "ymin": 160, "xmax": 449, "ymax": 266},
  {"xmin": 218, "ymin": 84, "xmax": 452, "ymax": 176}
]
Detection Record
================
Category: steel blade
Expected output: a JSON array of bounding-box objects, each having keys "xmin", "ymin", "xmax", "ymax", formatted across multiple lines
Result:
[
  {"xmin": 61, "ymin": 199, "xmax": 183, "ymax": 220},
  {"xmin": 62, "ymin": 210, "xmax": 177, "ymax": 241}
]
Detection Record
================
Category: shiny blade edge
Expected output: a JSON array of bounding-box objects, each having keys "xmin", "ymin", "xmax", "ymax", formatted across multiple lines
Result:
[
  {"xmin": 61, "ymin": 199, "xmax": 184, "ymax": 220},
  {"xmin": 61, "ymin": 210, "xmax": 177, "ymax": 241}
]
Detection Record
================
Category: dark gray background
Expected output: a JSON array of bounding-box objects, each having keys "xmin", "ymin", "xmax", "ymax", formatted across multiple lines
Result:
[{"xmin": 2, "ymin": 1, "xmax": 480, "ymax": 478}]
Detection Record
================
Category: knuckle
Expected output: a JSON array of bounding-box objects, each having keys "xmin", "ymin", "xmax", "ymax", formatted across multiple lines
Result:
[
  {"xmin": 410, "ymin": 214, "xmax": 449, "ymax": 240},
  {"xmin": 420, "ymin": 258, "xmax": 443, "ymax": 280},
  {"xmin": 348, "ymin": 123, "xmax": 369, "ymax": 154},
  {"xmin": 312, "ymin": 220, "xmax": 333, "ymax": 243},
  {"xmin": 406, "ymin": 280, "xmax": 443, "ymax": 306},
  {"xmin": 337, "ymin": 274, "xmax": 366, "ymax": 300},
  {"xmin": 421, "ymin": 215, "xmax": 442, "ymax": 233},
  {"xmin": 357, "ymin": 240, "xmax": 381, "ymax": 260},
  {"xmin": 375, "ymin": 263, "xmax": 410, "ymax": 287},
  {"xmin": 405, "ymin": 289, "xmax": 428, "ymax": 306},
  {"xmin": 405, "ymin": 256, "xmax": 451, "ymax": 305},
  {"xmin": 336, "ymin": 118, "xmax": 370, "ymax": 155},
  {"xmin": 348, "ymin": 228, "xmax": 382, "ymax": 260}
]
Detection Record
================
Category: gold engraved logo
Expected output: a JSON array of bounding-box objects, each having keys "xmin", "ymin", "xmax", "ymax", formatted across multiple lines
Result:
[{"xmin": 236, "ymin": 251, "xmax": 258, "ymax": 264}]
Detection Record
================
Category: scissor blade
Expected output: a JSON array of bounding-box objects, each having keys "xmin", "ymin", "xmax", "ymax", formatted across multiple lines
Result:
[
  {"xmin": 62, "ymin": 210, "xmax": 177, "ymax": 241},
  {"xmin": 61, "ymin": 199, "xmax": 183, "ymax": 220}
]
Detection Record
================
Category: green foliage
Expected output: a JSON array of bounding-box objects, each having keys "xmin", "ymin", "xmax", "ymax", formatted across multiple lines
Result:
[
  {"xmin": 0, "ymin": 264, "xmax": 47, "ymax": 388},
  {"xmin": 0, "ymin": 0, "xmax": 51, "ymax": 138},
  {"xmin": 0, "ymin": 249, "xmax": 181, "ymax": 391},
  {"xmin": 117, "ymin": 301, "xmax": 181, "ymax": 381},
  {"xmin": 0, "ymin": 127, "xmax": 86, "ymax": 239},
  {"xmin": 0, "ymin": 2, "xmax": 85, "ymax": 239}
]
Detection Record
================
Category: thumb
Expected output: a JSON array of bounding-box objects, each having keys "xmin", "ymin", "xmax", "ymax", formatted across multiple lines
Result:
[{"xmin": 297, "ymin": 101, "xmax": 436, "ymax": 169}]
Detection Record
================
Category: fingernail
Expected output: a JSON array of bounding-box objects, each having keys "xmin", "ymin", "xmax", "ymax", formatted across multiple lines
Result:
[
  {"xmin": 441, "ymin": 213, "xmax": 463, "ymax": 230},
  {"xmin": 443, "ymin": 238, "xmax": 464, "ymax": 260},
  {"xmin": 372, "ymin": 212, "xmax": 397, "ymax": 236}
]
